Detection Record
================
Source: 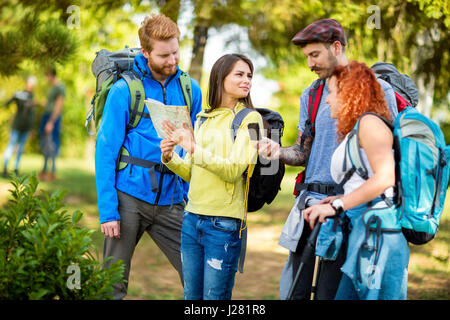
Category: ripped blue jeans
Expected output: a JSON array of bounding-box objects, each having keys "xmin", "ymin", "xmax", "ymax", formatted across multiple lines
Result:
[{"xmin": 181, "ymin": 211, "xmax": 242, "ymax": 300}]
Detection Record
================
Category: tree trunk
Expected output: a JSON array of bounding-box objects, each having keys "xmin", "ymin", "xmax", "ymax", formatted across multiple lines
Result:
[
  {"xmin": 416, "ymin": 74, "xmax": 435, "ymax": 117},
  {"xmin": 412, "ymin": 31, "xmax": 436, "ymax": 117},
  {"xmin": 377, "ymin": 36, "xmax": 385, "ymax": 62},
  {"xmin": 188, "ymin": 24, "xmax": 209, "ymax": 83}
]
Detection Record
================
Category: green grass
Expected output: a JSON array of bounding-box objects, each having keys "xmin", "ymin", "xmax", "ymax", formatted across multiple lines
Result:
[{"xmin": 1, "ymin": 154, "xmax": 449, "ymax": 299}]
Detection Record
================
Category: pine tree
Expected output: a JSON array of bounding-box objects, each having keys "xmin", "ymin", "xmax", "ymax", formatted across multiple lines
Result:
[{"xmin": 0, "ymin": 1, "xmax": 80, "ymax": 76}]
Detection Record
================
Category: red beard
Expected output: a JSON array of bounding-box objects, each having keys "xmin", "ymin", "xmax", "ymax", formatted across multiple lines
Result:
[{"xmin": 148, "ymin": 60, "xmax": 177, "ymax": 77}]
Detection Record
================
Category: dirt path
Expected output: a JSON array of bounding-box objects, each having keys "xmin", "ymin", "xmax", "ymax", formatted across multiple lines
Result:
[
  {"xmin": 125, "ymin": 215, "xmax": 450, "ymax": 300},
  {"xmin": 125, "ymin": 219, "xmax": 288, "ymax": 300}
]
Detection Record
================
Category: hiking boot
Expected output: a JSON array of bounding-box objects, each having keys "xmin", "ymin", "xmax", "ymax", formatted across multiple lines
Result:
[
  {"xmin": 13, "ymin": 169, "xmax": 19, "ymax": 176},
  {"xmin": 38, "ymin": 171, "xmax": 48, "ymax": 181},
  {"xmin": 47, "ymin": 172, "xmax": 56, "ymax": 181}
]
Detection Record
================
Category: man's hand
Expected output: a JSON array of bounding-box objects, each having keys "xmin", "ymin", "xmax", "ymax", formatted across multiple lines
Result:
[
  {"xmin": 101, "ymin": 220, "xmax": 120, "ymax": 239},
  {"xmin": 256, "ymin": 137, "xmax": 281, "ymax": 160},
  {"xmin": 256, "ymin": 131, "xmax": 312, "ymax": 166},
  {"xmin": 160, "ymin": 139, "xmax": 176, "ymax": 162}
]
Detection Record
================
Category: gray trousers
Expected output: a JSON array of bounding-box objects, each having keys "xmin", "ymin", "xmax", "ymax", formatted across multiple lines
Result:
[{"xmin": 103, "ymin": 190, "xmax": 184, "ymax": 300}]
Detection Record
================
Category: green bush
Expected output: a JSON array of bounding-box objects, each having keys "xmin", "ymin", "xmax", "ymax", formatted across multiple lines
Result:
[
  {"xmin": 0, "ymin": 174, "xmax": 124, "ymax": 300},
  {"xmin": 441, "ymin": 122, "xmax": 450, "ymax": 145}
]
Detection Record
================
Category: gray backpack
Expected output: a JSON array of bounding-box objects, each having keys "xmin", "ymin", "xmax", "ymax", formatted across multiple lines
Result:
[
  {"xmin": 371, "ymin": 62, "xmax": 419, "ymax": 111},
  {"xmin": 85, "ymin": 46, "xmax": 193, "ymax": 135},
  {"xmin": 85, "ymin": 47, "xmax": 144, "ymax": 134}
]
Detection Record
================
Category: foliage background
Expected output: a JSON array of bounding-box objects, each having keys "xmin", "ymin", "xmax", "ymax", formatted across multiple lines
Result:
[
  {"xmin": 0, "ymin": 0, "xmax": 448, "ymax": 300},
  {"xmin": 0, "ymin": 0, "xmax": 448, "ymax": 155},
  {"xmin": 0, "ymin": 155, "xmax": 448, "ymax": 299}
]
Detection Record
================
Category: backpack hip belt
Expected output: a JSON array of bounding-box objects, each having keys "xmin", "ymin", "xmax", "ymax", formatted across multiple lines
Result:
[{"xmin": 295, "ymin": 182, "xmax": 343, "ymax": 196}]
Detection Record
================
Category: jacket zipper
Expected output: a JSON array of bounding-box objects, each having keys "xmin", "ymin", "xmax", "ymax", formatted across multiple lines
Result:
[{"xmin": 153, "ymin": 72, "xmax": 177, "ymax": 205}]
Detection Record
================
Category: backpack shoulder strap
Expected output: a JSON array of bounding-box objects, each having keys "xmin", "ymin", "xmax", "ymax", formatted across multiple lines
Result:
[
  {"xmin": 197, "ymin": 116, "xmax": 208, "ymax": 130},
  {"xmin": 197, "ymin": 108, "xmax": 257, "ymax": 142},
  {"xmin": 345, "ymin": 112, "xmax": 393, "ymax": 183},
  {"xmin": 231, "ymin": 108, "xmax": 256, "ymax": 142},
  {"xmin": 300, "ymin": 78, "xmax": 326, "ymax": 151},
  {"xmin": 179, "ymin": 71, "xmax": 193, "ymax": 114},
  {"xmin": 308, "ymin": 78, "xmax": 326, "ymax": 128},
  {"xmin": 121, "ymin": 70, "xmax": 145, "ymax": 131}
]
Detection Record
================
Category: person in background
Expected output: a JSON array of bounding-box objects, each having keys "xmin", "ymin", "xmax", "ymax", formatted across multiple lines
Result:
[
  {"xmin": 38, "ymin": 66, "xmax": 65, "ymax": 181},
  {"xmin": 2, "ymin": 76, "xmax": 37, "ymax": 177}
]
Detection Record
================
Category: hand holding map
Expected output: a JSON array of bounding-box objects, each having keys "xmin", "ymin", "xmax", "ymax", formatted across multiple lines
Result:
[
  {"xmin": 162, "ymin": 120, "xmax": 196, "ymax": 155},
  {"xmin": 145, "ymin": 98, "xmax": 193, "ymax": 139}
]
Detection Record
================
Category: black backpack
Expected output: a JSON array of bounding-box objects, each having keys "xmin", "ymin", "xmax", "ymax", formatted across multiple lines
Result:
[
  {"xmin": 199, "ymin": 107, "xmax": 285, "ymax": 212},
  {"xmin": 246, "ymin": 108, "xmax": 285, "ymax": 211}
]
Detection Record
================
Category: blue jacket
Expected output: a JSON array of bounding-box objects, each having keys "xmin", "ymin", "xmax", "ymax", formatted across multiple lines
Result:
[{"xmin": 95, "ymin": 53, "xmax": 202, "ymax": 224}]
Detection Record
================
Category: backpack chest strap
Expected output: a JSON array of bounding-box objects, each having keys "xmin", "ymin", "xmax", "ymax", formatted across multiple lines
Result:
[
  {"xmin": 118, "ymin": 154, "xmax": 173, "ymax": 173},
  {"xmin": 117, "ymin": 152, "xmax": 175, "ymax": 194}
]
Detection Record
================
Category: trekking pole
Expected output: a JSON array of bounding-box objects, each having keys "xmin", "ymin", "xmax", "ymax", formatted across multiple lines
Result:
[
  {"xmin": 310, "ymin": 255, "xmax": 322, "ymax": 300},
  {"xmin": 287, "ymin": 221, "xmax": 322, "ymax": 300}
]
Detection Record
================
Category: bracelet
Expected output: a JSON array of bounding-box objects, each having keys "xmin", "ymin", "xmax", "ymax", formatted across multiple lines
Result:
[{"xmin": 329, "ymin": 203, "xmax": 338, "ymax": 215}]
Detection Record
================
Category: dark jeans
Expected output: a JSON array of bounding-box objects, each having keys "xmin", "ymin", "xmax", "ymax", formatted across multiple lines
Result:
[{"xmin": 39, "ymin": 113, "xmax": 61, "ymax": 173}]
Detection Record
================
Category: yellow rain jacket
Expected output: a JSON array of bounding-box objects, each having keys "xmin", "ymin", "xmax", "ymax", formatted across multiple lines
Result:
[{"xmin": 162, "ymin": 102, "xmax": 263, "ymax": 220}]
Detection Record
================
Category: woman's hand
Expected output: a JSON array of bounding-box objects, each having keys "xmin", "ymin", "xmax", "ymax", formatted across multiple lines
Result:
[
  {"xmin": 160, "ymin": 139, "xmax": 176, "ymax": 162},
  {"xmin": 304, "ymin": 203, "xmax": 336, "ymax": 229},
  {"xmin": 162, "ymin": 120, "xmax": 195, "ymax": 155},
  {"xmin": 320, "ymin": 195, "xmax": 339, "ymax": 205}
]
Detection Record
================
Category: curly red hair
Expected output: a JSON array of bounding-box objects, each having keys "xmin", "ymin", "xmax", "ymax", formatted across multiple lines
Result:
[{"xmin": 331, "ymin": 61, "xmax": 392, "ymax": 140}]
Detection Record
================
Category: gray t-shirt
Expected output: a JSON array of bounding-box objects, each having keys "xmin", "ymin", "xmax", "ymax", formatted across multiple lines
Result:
[{"xmin": 297, "ymin": 78, "xmax": 398, "ymax": 199}]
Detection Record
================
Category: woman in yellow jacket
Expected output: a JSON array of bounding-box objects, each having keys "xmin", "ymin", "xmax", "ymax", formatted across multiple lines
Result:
[{"xmin": 160, "ymin": 53, "xmax": 263, "ymax": 300}]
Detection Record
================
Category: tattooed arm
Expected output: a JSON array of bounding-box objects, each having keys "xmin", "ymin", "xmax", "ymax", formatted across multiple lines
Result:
[
  {"xmin": 257, "ymin": 130, "xmax": 312, "ymax": 167},
  {"xmin": 280, "ymin": 130, "xmax": 312, "ymax": 166}
]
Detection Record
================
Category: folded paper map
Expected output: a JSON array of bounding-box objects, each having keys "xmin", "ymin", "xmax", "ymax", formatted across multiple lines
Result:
[{"xmin": 145, "ymin": 98, "xmax": 193, "ymax": 139}]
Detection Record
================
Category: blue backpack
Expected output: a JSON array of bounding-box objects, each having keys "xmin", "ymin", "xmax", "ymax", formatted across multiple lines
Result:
[{"xmin": 345, "ymin": 109, "xmax": 450, "ymax": 245}]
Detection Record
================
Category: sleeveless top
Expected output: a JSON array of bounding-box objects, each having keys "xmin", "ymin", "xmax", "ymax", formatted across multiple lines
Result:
[{"xmin": 330, "ymin": 134, "xmax": 394, "ymax": 198}]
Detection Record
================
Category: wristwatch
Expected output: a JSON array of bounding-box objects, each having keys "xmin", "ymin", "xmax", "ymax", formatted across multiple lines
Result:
[{"xmin": 331, "ymin": 198, "xmax": 344, "ymax": 215}]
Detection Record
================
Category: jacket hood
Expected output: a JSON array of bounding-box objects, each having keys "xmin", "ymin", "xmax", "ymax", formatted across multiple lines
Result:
[{"xmin": 196, "ymin": 102, "xmax": 247, "ymax": 119}]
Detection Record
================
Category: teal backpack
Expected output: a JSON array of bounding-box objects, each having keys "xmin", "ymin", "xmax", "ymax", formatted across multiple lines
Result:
[
  {"xmin": 345, "ymin": 109, "xmax": 450, "ymax": 245},
  {"xmin": 85, "ymin": 46, "xmax": 193, "ymax": 172}
]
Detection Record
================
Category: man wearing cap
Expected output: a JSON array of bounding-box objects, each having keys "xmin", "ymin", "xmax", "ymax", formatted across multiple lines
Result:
[{"xmin": 257, "ymin": 19, "xmax": 398, "ymax": 300}]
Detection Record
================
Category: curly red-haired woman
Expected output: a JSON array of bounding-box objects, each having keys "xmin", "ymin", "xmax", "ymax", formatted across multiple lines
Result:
[{"xmin": 304, "ymin": 61, "xmax": 409, "ymax": 300}]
